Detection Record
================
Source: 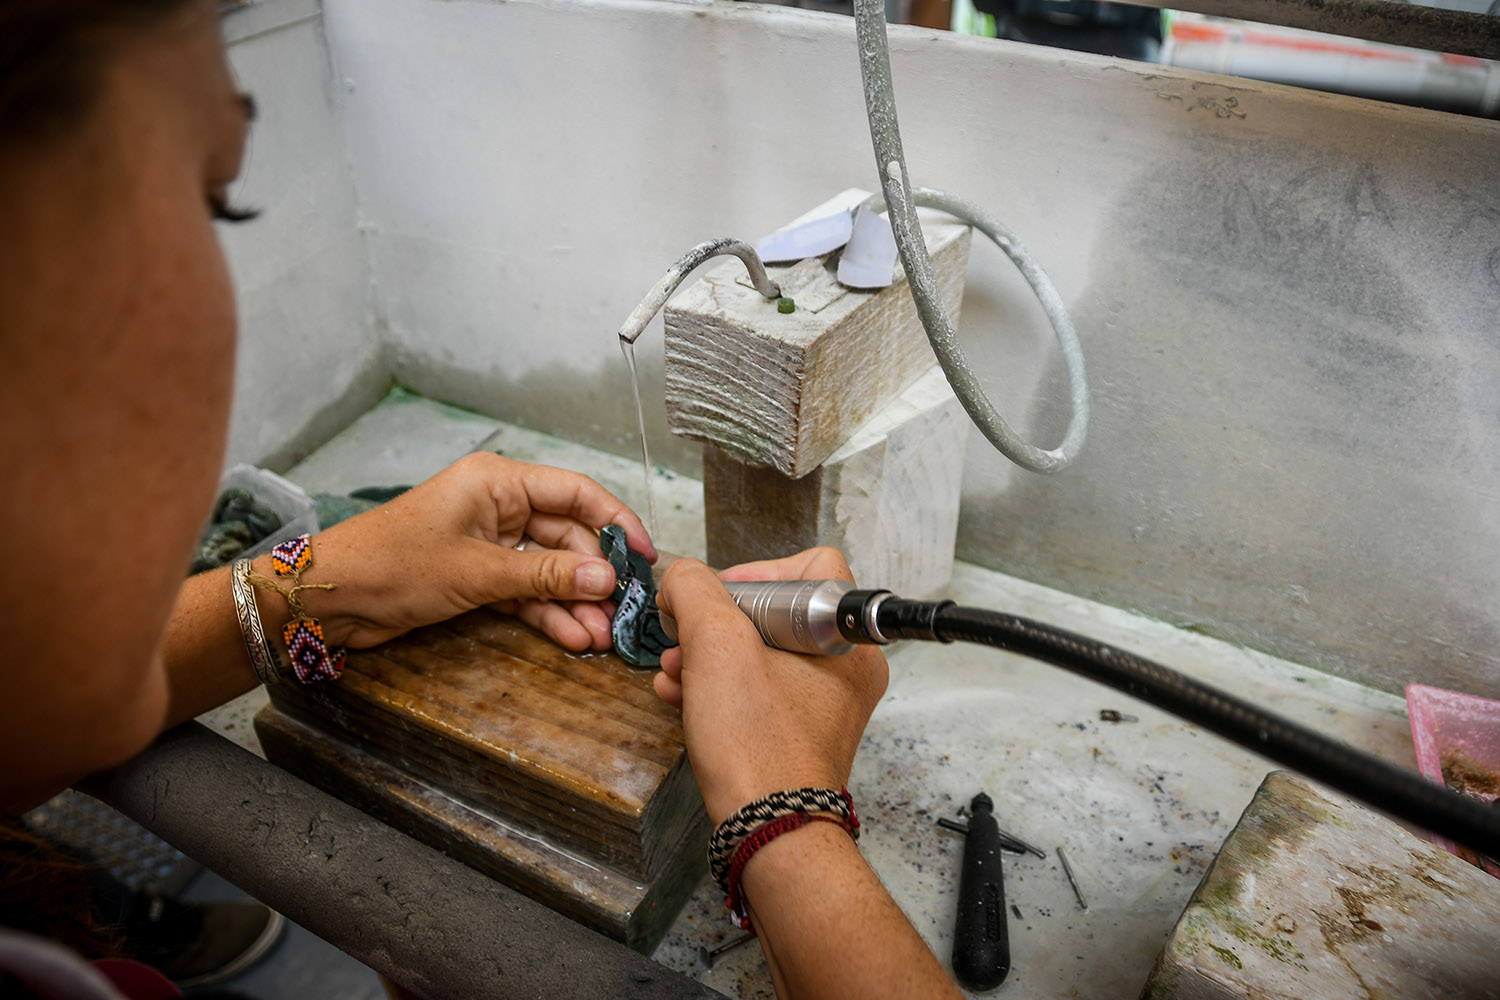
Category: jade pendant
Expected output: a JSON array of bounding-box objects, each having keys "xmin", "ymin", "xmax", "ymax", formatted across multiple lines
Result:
[{"xmin": 601, "ymin": 524, "xmax": 677, "ymax": 668}]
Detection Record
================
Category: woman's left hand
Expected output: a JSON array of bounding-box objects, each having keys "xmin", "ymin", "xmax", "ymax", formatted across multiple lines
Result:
[{"xmin": 282, "ymin": 452, "xmax": 653, "ymax": 652}]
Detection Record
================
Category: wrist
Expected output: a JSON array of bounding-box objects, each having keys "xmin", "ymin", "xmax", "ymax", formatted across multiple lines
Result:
[
  {"xmin": 706, "ymin": 770, "xmax": 848, "ymax": 827},
  {"xmin": 250, "ymin": 549, "xmax": 357, "ymax": 649},
  {"xmin": 709, "ymin": 785, "xmax": 861, "ymax": 931},
  {"xmin": 739, "ymin": 817, "xmax": 858, "ymax": 889}
]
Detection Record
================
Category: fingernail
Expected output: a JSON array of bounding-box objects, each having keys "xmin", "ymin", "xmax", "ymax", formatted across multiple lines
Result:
[{"xmin": 576, "ymin": 560, "xmax": 614, "ymax": 598}]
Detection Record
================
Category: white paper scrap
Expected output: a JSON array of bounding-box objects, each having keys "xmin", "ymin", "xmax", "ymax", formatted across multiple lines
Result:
[
  {"xmin": 756, "ymin": 211, "xmax": 854, "ymax": 264},
  {"xmin": 837, "ymin": 206, "xmax": 899, "ymax": 289}
]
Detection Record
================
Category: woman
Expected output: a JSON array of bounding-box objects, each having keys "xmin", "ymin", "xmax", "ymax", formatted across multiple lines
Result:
[{"xmin": 0, "ymin": 2, "xmax": 962, "ymax": 996}]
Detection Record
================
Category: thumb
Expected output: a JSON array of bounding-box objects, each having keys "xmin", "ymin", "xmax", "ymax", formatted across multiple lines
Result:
[{"xmin": 495, "ymin": 548, "xmax": 617, "ymax": 602}]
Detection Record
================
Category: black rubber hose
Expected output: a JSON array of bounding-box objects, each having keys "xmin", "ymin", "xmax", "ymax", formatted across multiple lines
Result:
[{"xmin": 877, "ymin": 599, "xmax": 1500, "ymax": 860}]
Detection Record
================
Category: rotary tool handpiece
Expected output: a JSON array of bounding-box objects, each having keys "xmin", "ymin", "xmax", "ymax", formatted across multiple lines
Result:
[{"xmin": 657, "ymin": 579, "xmax": 898, "ymax": 656}]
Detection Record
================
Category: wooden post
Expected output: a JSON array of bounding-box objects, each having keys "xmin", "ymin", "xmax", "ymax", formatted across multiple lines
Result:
[{"xmin": 705, "ymin": 365, "xmax": 968, "ymax": 597}]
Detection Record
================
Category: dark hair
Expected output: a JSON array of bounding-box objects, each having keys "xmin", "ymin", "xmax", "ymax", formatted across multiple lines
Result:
[
  {"xmin": 0, "ymin": 824, "xmax": 123, "ymax": 960},
  {"xmin": 0, "ymin": 0, "xmax": 199, "ymax": 145}
]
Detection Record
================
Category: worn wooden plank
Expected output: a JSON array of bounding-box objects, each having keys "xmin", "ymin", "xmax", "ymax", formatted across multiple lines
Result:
[
  {"xmin": 705, "ymin": 364, "xmax": 968, "ymax": 597},
  {"xmin": 260, "ymin": 607, "xmax": 702, "ymax": 883},
  {"xmin": 254, "ymin": 705, "xmax": 707, "ymax": 953},
  {"xmin": 1141, "ymin": 771, "xmax": 1500, "ymax": 999},
  {"xmin": 664, "ymin": 188, "xmax": 971, "ymax": 479}
]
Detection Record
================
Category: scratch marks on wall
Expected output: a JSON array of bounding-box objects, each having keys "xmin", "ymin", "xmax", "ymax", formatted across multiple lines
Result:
[{"xmin": 1148, "ymin": 76, "xmax": 1255, "ymax": 119}]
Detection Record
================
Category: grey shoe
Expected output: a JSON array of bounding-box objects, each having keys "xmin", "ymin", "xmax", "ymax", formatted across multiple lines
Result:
[{"xmin": 129, "ymin": 895, "xmax": 285, "ymax": 989}]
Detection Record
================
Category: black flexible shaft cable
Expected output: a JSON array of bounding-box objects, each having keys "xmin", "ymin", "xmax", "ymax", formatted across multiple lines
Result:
[{"xmin": 875, "ymin": 598, "xmax": 1500, "ymax": 861}]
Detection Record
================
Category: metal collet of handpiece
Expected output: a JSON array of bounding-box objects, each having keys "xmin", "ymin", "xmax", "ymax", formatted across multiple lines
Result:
[{"xmin": 660, "ymin": 579, "xmax": 895, "ymax": 656}]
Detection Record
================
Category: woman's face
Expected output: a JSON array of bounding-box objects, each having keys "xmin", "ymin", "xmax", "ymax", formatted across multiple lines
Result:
[{"xmin": 0, "ymin": 0, "xmax": 252, "ymax": 808}]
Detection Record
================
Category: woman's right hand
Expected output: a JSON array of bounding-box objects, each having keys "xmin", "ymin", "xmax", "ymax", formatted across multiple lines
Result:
[{"xmin": 653, "ymin": 548, "xmax": 889, "ymax": 825}]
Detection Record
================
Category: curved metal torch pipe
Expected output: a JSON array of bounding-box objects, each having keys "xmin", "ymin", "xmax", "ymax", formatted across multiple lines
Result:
[{"xmin": 616, "ymin": 238, "xmax": 781, "ymax": 344}]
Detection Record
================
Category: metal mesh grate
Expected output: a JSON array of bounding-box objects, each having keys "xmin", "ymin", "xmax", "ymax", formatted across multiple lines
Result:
[{"xmin": 22, "ymin": 790, "xmax": 200, "ymax": 897}]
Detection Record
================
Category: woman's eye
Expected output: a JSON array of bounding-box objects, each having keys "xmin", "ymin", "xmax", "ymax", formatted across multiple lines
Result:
[{"xmin": 209, "ymin": 197, "xmax": 259, "ymax": 224}]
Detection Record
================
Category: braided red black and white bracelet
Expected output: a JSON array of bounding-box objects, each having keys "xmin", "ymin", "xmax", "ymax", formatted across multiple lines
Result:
[
  {"xmin": 708, "ymin": 787, "xmax": 860, "ymax": 930},
  {"xmin": 708, "ymin": 786, "xmax": 856, "ymax": 892}
]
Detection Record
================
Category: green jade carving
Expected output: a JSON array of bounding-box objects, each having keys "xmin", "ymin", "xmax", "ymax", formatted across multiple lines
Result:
[{"xmin": 601, "ymin": 524, "xmax": 676, "ymax": 668}]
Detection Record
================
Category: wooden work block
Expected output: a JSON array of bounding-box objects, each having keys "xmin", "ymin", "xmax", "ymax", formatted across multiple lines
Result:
[
  {"xmin": 1141, "ymin": 771, "xmax": 1500, "ymax": 999},
  {"xmin": 255, "ymin": 608, "xmax": 707, "ymax": 952},
  {"xmin": 704, "ymin": 365, "xmax": 968, "ymax": 597},
  {"xmin": 664, "ymin": 188, "xmax": 971, "ymax": 479}
]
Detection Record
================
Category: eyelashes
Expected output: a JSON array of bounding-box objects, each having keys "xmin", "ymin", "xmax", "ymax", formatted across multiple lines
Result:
[
  {"xmin": 210, "ymin": 198, "xmax": 259, "ymax": 224},
  {"xmin": 211, "ymin": 93, "xmax": 260, "ymax": 224}
]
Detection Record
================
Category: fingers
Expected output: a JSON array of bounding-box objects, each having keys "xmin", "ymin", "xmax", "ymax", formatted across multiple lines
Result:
[
  {"xmin": 653, "ymin": 549, "xmax": 888, "ymax": 825},
  {"xmin": 520, "ymin": 513, "xmax": 609, "ymax": 556},
  {"xmin": 506, "ymin": 458, "xmax": 657, "ymax": 562},
  {"xmin": 483, "ymin": 548, "xmax": 618, "ymax": 602},
  {"xmin": 657, "ymin": 550, "xmax": 855, "ymax": 657},
  {"xmin": 567, "ymin": 601, "xmax": 614, "ymax": 649},
  {"xmin": 717, "ymin": 546, "xmax": 855, "ymax": 585},
  {"xmin": 657, "ymin": 558, "xmax": 753, "ymax": 644},
  {"xmin": 653, "ymin": 669, "xmax": 683, "ymax": 708},
  {"xmin": 513, "ymin": 599, "xmax": 597, "ymax": 652},
  {"xmin": 654, "ymin": 646, "xmax": 684, "ymax": 706},
  {"xmin": 493, "ymin": 596, "xmax": 612, "ymax": 652}
]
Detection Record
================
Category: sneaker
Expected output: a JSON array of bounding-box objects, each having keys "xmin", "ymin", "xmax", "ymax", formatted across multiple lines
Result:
[{"xmin": 126, "ymin": 894, "xmax": 285, "ymax": 988}]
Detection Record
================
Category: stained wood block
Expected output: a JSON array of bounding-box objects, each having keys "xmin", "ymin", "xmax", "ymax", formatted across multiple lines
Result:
[
  {"xmin": 665, "ymin": 188, "xmax": 971, "ymax": 479},
  {"xmin": 1141, "ymin": 771, "xmax": 1500, "ymax": 999},
  {"xmin": 704, "ymin": 365, "xmax": 968, "ymax": 598},
  {"xmin": 254, "ymin": 607, "xmax": 707, "ymax": 951}
]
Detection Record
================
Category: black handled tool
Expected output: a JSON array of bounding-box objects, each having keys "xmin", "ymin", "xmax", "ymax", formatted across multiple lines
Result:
[{"xmin": 952, "ymin": 791, "xmax": 1011, "ymax": 991}]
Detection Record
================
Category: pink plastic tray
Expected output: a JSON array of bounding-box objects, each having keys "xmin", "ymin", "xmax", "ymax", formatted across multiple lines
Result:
[{"xmin": 1406, "ymin": 683, "xmax": 1500, "ymax": 878}]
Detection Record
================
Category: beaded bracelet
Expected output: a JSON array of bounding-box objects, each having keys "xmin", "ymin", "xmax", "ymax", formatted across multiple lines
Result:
[
  {"xmin": 245, "ymin": 534, "xmax": 345, "ymax": 683},
  {"xmin": 708, "ymin": 786, "xmax": 858, "ymax": 894},
  {"xmin": 231, "ymin": 557, "xmax": 283, "ymax": 685}
]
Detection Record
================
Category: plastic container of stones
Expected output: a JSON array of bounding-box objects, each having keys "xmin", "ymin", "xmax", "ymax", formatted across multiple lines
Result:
[
  {"xmin": 219, "ymin": 463, "xmax": 319, "ymax": 560},
  {"xmin": 1406, "ymin": 683, "xmax": 1500, "ymax": 878}
]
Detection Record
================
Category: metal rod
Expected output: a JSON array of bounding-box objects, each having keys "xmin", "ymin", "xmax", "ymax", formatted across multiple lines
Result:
[
  {"xmin": 936, "ymin": 816, "xmax": 970, "ymax": 836},
  {"xmin": 89, "ymin": 723, "xmax": 719, "ymax": 1000},
  {"xmin": 1002, "ymin": 827, "xmax": 1047, "ymax": 860},
  {"xmin": 697, "ymin": 933, "xmax": 756, "ymax": 967},
  {"xmin": 935, "ymin": 816, "xmax": 1046, "ymax": 858},
  {"xmin": 1057, "ymin": 846, "xmax": 1089, "ymax": 912}
]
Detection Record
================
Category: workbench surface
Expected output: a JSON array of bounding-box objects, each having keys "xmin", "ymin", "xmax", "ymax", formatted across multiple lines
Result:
[{"xmin": 201, "ymin": 394, "xmax": 1415, "ymax": 999}]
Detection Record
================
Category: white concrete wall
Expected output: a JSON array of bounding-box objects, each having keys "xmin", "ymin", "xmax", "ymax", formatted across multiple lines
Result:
[
  {"xmin": 225, "ymin": 0, "xmax": 1500, "ymax": 699},
  {"xmin": 221, "ymin": 0, "xmax": 387, "ymax": 469}
]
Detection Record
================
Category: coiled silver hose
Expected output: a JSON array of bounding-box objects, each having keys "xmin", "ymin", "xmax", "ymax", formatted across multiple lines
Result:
[{"xmin": 854, "ymin": 0, "xmax": 1091, "ymax": 473}]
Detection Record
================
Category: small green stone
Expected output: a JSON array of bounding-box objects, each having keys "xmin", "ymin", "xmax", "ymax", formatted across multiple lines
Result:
[{"xmin": 777, "ymin": 296, "xmax": 795, "ymax": 314}]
